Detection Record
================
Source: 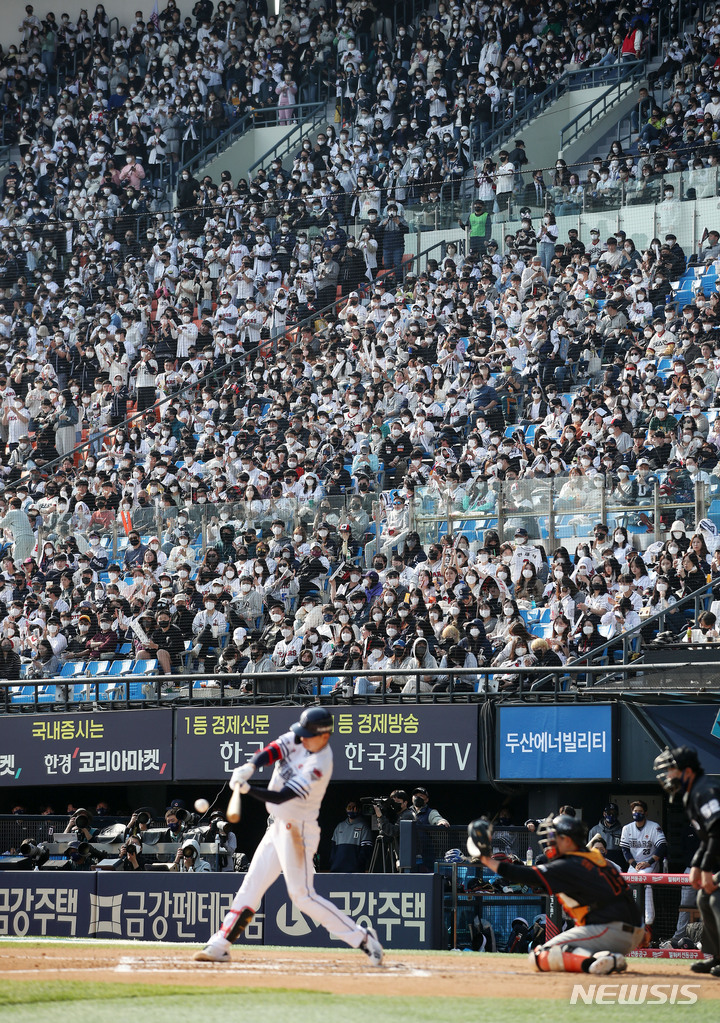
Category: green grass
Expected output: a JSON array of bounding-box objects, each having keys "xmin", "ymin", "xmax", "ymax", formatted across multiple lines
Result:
[{"xmin": 0, "ymin": 982, "xmax": 714, "ymax": 1023}]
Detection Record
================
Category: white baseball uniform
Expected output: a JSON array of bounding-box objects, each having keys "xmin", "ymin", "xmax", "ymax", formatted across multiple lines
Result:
[
  {"xmin": 620, "ymin": 818, "xmax": 666, "ymax": 924},
  {"xmin": 214, "ymin": 731, "xmax": 368, "ymax": 948}
]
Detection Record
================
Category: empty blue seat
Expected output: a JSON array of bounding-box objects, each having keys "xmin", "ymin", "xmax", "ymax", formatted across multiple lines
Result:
[
  {"xmin": 60, "ymin": 661, "xmax": 86, "ymax": 678},
  {"xmin": 108, "ymin": 659, "xmax": 134, "ymax": 676},
  {"xmin": 131, "ymin": 659, "xmax": 159, "ymax": 675}
]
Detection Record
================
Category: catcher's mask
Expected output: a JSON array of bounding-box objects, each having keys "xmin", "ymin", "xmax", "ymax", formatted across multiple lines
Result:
[
  {"xmin": 537, "ymin": 814, "xmax": 587, "ymax": 859},
  {"xmin": 466, "ymin": 818, "xmax": 493, "ymax": 858},
  {"xmin": 653, "ymin": 745, "xmax": 701, "ymax": 801}
]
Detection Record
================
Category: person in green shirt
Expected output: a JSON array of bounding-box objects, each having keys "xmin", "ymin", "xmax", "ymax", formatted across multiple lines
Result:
[{"xmin": 459, "ymin": 200, "xmax": 491, "ymax": 253}]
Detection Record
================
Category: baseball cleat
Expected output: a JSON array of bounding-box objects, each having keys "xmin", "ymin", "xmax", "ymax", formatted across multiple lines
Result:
[
  {"xmin": 194, "ymin": 941, "xmax": 231, "ymax": 963},
  {"xmin": 691, "ymin": 956, "xmax": 719, "ymax": 973},
  {"xmin": 588, "ymin": 952, "xmax": 627, "ymax": 975},
  {"xmin": 360, "ymin": 926, "xmax": 385, "ymax": 967}
]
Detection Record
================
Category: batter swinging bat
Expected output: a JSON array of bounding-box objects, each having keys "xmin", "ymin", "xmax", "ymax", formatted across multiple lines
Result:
[{"xmin": 227, "ymin": 783, "xmax": 242, "ymax": 823}]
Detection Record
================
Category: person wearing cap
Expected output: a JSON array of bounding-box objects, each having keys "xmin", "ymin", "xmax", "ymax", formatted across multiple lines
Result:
[
  {"xmin": 190, "ymin": 592, "xmax": 228, "ymax": 670},
  {"xmin": 410, "ymin": 787, "xmax": 449, "ymax": 830},
  {"xmin": 588, "ymin": 802, "xmax": 624, "ymax": 868},
  {"xmin": 509, "ymin": 527, "xmax": 543, "ymax": 583}
]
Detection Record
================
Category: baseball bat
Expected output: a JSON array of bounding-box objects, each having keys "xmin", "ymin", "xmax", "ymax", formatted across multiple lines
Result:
[{"xmin": 227, "ymin": 783, "xmax": 242, "ymax": 823}]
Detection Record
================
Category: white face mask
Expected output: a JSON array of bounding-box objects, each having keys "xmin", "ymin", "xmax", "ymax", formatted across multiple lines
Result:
[
  {"xmin": 583, "ymin": 625, "xmax": 594, "ymax": 635},
  {"xmin": 515, "ymin": 647, "xmax": 527, "ymax": 656},
  {"xmin": 480, "ymin": 609, "xmax": 491, "ymax": 619},
  {"xmin": 668, "ymin": 544, "xmax": 678, "ymax": 555},
  {"xmin": 503, "ymin": 607, "xmax": 514, "ymax": 617},
  {"xmin": 657, "ymin": 583, "xmax": 668, "ymax": 593},
  {"xmin": 522, "ymin": 569, "xmax": 533, "ymax": 579}
]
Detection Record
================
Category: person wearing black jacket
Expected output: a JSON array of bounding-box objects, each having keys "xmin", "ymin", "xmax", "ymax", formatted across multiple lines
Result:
[
  {"xmin": 654, "ymin": 746, "xmax": 720, "ymax": 975},
  {"xmin": 0, "ymin": 639, "xmax": 21, "ymax": 680},
  {"xmin": 144, "ymin": 611, "xmax": 185, "ymax": 674},
  {"xmin": 379, "ymin": 421, "xmax": 412, "ymax": 485},
  {"xmin": 469, "ymin": 814, "xmax": 645, "ymax": 974},
  {"xmin": 117, "ymin": 834, "xmax": 146, "ymax": 871}
]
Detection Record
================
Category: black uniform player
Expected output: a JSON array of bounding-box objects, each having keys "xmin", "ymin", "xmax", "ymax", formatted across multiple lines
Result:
[
  {"xmin": 654, "ymin": 746, "xmax": 720, "ymax": 975},
  {"xmin": 468, "ymin": 814, "xmax": 646, "ymax": 974}
]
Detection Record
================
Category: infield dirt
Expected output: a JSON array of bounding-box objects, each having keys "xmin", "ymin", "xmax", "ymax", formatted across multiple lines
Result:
[{"xmin": 0, "ymin": 942, "xmax": 719, "ymax": 1000}]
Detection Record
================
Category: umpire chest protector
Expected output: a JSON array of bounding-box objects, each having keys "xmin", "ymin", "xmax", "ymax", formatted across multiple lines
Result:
[{"xmin": 685, "ymin": 774, "xmax": 720, "ymax": 854}]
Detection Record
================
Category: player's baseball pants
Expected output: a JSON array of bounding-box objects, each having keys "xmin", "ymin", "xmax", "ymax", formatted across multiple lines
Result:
[
  {"xmin": 697, "ymin": 888, "xmax": 720, "ymax": 958},
  {"xmin": 217, "ymin": 817, "xmax": 366, "ymax": 947},
  {"xmin": 625, "ymin": 865, "xmax": 656, "ymax": 924},
  {"xmin": 542, "ymin": 921, "xmax": 647, "ymax": 955}
]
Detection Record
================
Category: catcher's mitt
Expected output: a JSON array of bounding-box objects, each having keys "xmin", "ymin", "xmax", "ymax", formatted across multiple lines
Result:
[{"xmin": 467, "ymin": 818, "xmax": 493, "ymax": 859}]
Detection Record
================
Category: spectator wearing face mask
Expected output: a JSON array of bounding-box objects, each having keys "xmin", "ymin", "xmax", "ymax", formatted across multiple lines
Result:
[{"xmin": 329, "ymin": 801, "xmax": 373, "ymax": 873}]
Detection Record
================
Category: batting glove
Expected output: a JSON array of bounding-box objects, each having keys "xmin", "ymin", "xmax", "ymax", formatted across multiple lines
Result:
[{"xmin": 231, "ymin": 763, "xmax": 255, "ymax": 788}]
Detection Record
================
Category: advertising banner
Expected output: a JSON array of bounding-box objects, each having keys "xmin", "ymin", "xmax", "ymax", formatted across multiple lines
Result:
[
  {"xmin": 259, "ymin": 873, "xmax": 443, "ymax": 950},
  {"xmin": 174, "ymin": 706, "xmax": 479, "ymax": 782},
  {"xmin": 0, "ymin": 874, "xmax": 94, "ymax": 937},
  {"xmin": 0, "ymin": 873, "xmax": 443, "ymax": 948},
  {"xmin": 0, "ymin": 710, "xmax": 173, "ymax": 786},
  {"xmin": 95, "ymin": 872, "xmax": 262, "ymax": 943},
  {"xmin": 497, "ymin": 705, "xmax": 613, "ymax": 780}
]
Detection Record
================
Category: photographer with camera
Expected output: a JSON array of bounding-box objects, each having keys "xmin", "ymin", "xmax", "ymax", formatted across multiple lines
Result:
[
  {"xmin": 205, "ymin": 810, "xmax": 238, "ymax": 873},
  {"xmin": 63, "ymin": 840, "xmax": 99, "ymax": 871},
  {"xmin": 124, "ymin": 807, "xmax": 154, "ymax": 841},
  {"xmin": 67, "ymin": 807, "xmax": 97, "ymax": 842},
  {"xmin": 330, "ymin": 800, "xmax": 373, "ymax": 873},
  {"xmin": 117, "ymin": 834, "xmax": 146, "ymax": 871},
  {"xmin": 172, "ymin": 837, "xmax": 212, "ymax": 873}
]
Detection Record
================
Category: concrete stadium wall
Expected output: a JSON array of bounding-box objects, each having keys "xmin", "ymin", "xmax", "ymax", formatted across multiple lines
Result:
[
  {"xmin": 490, "ymin": 86, "xmax": 613, "ymax": 170},
  {"xmin": 200, "ymin": 123, "xmax": 300, "ymax": 183}
]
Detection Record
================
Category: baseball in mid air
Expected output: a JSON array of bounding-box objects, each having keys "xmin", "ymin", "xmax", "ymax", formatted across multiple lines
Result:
[{"xmin": 194, "ymin": 798, "xmax": 210, "ymax": 813}]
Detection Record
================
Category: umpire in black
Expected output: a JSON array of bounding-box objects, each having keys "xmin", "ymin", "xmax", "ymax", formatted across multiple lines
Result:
[{"xmin": 654, "ymin": 746, "xmax": 720, "ymax": 975}]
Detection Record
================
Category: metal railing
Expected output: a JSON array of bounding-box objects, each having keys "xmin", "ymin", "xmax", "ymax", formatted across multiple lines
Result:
[
  {"xmin": 246, "ymin": 102, "xmax": 330, "ymax": 178},
  {"xmin": 477, "ymin": 61, "xmax": 645, "ymax": 160},
  {"xmin": 1, "ymin": 660, "xmax": 719, "ymax": 714},
  {"xmin": 179, "ymin": 102, "xmax": 326, "ymax": 179},
  {"xmin": 411, "ymin": 476, "xmax": 706, "ymax": 554},
  {"xmin": 565, "ymin": 579, "xmax": 715, "ymax": 670},
  {"xmin": 560, "ymin": 63, "xmax": 646, "ymax": 152}
]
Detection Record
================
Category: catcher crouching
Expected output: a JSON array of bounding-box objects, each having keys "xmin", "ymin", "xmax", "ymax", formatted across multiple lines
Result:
[{"xmin": 467, "ymin": 815, "xmax": 646, "ymax": 975}]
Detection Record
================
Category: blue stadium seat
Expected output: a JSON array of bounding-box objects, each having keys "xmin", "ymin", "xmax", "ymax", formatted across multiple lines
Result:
[
  {"xmin": 108, "ymin": 659, "xmax": 134, "ymax": 676},
  {"xmin": 60, "ymin": 661, "xmax": 86, "ymax": 678}
]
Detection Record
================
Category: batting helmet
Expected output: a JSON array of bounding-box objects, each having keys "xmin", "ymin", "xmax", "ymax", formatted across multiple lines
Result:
[
  {"xmin": 291, "ymin": 706, "xmax": 334, "ymax": 738},
  {"xmin": 537, "ymin": 814, "xmax": 587, "ymax": 858}
]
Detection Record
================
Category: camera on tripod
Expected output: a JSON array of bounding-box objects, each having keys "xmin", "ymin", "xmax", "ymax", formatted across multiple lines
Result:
[{"xmin": 360, "ymin": 796, "xmax": 398, "ymax": 822}]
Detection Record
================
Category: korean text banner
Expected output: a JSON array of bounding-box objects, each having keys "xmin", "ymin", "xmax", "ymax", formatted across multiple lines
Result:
[
  {"xmin": 263, "ymin": 873, "xmax": 443, "ymax": 950},
  {"xmin": 0, "ymin": 875, "xmax": 94, "ymax": 938},
  {"xmin": 95, "ymin": 873, "xmax": 263, "ymax": 944},
  {"xmin": 174, "ymin": 706, "xmax": 479, "ymax": 782},
  {"xmin": 0, "ymin": 710, "xmax": 173, "ymax": 786},
  {"xmin": 497, "ymin": 705, "xmax": 613, "ymax": 780}
]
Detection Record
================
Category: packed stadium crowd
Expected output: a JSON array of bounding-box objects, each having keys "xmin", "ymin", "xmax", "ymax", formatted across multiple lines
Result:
[{"xmin": 0, "ymin": 0, "xmax": 720, "ymax": 696}]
